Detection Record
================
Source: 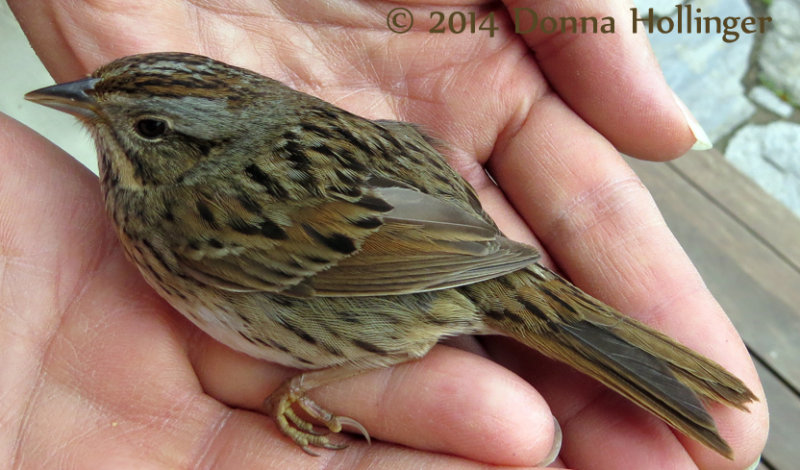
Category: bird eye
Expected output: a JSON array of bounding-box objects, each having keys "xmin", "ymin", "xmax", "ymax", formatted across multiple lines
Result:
[{"xmin": 134, "ymin": 118, "xmax": 169, "ymax": 139}]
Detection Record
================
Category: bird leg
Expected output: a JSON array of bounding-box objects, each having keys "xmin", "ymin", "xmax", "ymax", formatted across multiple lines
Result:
[{"xmin": 264, "ymin": 366, "xmax": 372, "ymax": 454}]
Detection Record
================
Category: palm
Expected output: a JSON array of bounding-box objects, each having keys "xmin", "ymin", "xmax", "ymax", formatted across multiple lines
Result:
[{"xmin": 4, "ymin": 1, "xmax": 766, "ymax": 469}]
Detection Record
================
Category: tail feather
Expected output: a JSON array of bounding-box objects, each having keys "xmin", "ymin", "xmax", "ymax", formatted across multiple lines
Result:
[
  {"xmin": 468, "ymin": 264, "xmax": 756, "ymax": 459},
  {"xmin": 601, "ymin": 315, "xmax": 756, "ymax": 410},
  {"xmin": 559, "ymin": 320, "xmax": 733, "ymax": 458}
]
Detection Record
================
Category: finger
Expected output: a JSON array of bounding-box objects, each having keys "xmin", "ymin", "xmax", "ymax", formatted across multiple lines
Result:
[
  {"xmin": 0, "ymin": 113, "xmax": 212, "ymax": 467},
  {"xmin": 195, "ymin": 343, "xmax": 557, "ymax": 467},
  {"xmin": 206, "ymin": 409, "xmax": 551, "ymax": 470},
  {"xmin": 503, "ymin": 0, "xmax": 700, "ymax": 159},
  {"xmin": 10, "ymin": 1, "xmax": 328, "ymax": 84},
  {"xmin": 10, "ymin": 0, "xmax": 93, "ymax": 79},
  {"xmin": 487, "ymin": 92, "xmax": 767, "ymax": 467},
  {"xmin": 0, "ymin": 115, "xmax": 86, "ymax": 466},
  {"xmin": 9, "ymin": 1, "xmax": 195, "ymax": 80},
  {"xmin": 0, "ymin": 113, "xmax": 113, "ymax": 360}
]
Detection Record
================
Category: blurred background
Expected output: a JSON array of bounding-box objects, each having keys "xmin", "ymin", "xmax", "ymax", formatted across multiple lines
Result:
[{"xmin": 1, "ymin": 1, "xmax": 95, "ymax": 170}]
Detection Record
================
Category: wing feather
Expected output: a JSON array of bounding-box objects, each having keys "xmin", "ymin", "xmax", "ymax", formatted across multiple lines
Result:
[{"xmin": 169, "ymin": 179, "xmax": 538, "ymax": 297}]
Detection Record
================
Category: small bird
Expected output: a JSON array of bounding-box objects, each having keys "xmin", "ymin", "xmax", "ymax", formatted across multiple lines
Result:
[{"xmin": 26, "ymin": 52, "xmax": 755, "ymax": 459}]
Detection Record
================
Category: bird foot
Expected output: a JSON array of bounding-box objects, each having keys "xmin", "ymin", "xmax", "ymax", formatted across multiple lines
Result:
[{"xmin": 264, "ymin": 374, "xmax": 371, "ymax": 455}]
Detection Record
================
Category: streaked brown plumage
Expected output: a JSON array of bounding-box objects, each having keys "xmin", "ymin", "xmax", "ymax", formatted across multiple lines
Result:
[{"xmin": 26, "ymin": 52, "xmax": 755, "ymax": 459}]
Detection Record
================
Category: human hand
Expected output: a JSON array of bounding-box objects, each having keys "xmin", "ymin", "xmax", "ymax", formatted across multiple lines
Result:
[{"xmin": 5, "ymin": 1, "xmax": 766, "ymax": 468}]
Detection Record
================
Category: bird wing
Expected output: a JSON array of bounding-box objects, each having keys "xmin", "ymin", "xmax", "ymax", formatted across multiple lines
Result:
[{"xmin": 169, "ymin": 181, "xmax": 539, "ymax": 297}]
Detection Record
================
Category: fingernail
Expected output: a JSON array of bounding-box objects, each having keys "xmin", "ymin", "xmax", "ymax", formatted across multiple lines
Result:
[
  {"xmin": 671, "ymin": 89, "xmax": 712, "ymax": 150},
  {"xmin": 745, "ymin": 455, "xmax": 762, "ymax": 470},
  {"xmin": 536, "ymin": 415, "xmax": 563, "ymax": 467}
]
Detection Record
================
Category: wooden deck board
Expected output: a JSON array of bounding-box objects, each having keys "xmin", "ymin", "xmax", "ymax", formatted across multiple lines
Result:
[
  {"xmin": 671, "ymin": 150, "xmax": 800, "ymax": 270},
  {"xmin": 755, "ymin": 359, "xmax": 800, "ymax": 470},
  {"xmin": 625, "ymin": 150, "xmax": 800, "ymax": 467}
]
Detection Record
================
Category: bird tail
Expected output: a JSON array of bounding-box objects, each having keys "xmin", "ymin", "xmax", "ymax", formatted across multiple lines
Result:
[{"xmin": 464, "ymin": 264, "xmax": 756, "ymax": 459}]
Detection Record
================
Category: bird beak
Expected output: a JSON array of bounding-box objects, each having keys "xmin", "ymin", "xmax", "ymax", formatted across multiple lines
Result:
[{"xmin": 25, "ymin": 77, "xmax": 101, "ymax": 119}]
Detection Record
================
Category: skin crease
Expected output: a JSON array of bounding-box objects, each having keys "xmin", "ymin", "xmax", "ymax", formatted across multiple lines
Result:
[{"xmin": 2, "ymin": 1, "xmax": 766, "ymax": 469}]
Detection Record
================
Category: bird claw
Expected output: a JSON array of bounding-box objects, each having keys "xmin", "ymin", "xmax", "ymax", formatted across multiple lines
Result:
[{"xmin": 265, "ymin": 377, "xmax": 370, "ymax": 453}]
